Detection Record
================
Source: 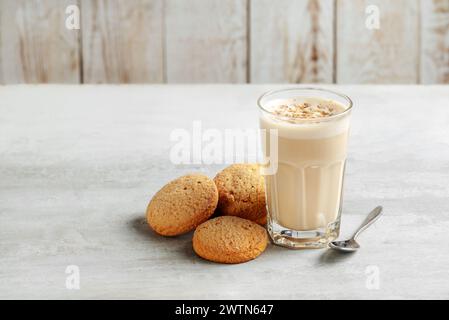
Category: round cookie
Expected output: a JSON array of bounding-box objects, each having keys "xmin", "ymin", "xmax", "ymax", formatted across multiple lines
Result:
[
  {"xmin": 146, "ymin": 174, "xmax": 218, "ymax": 236},
  {"xmin": 214, "ymin": 164, "xmax": 267, "ymax": 223},
  {"xmin": 193, "ymin": 216, "xmax": 268, "ymax": 264}
]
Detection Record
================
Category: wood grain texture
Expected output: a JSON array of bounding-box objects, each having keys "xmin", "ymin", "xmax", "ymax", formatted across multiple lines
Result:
[
  {"xmin": 81, "ymin": 0, "xmax": 163, "ymax": 83},
  {"xmin": 337, "ymin": 0, "xmax": 419, "ymax": 83},
  {"xmin": 0, "ymin": 0, "xmax": 80, "ymax": 84},
  {"xmin": 2, "ymin": 0, "xmax": 448, "ymax": 85},
  {"xmin": 251, "ymin": 0, "xmax": 334, "ymax": 83},
  {"xmin": 165, "ymin": 0, "xmax": 247, "ymax": 83},
  {"xmin": 421, "ymin": 0, "xmax": 449, "ymax": 83}
]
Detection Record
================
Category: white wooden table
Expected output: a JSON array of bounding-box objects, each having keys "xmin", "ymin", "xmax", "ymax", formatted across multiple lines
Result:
[{"xmin": 1, "ymin": 85, "xmax": 448, "ymax": 299}]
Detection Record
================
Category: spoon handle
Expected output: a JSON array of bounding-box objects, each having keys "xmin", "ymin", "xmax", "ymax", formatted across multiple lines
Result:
[{"xmin": 352, "ymin": 206, "xmax": 383, "ymax": 240}]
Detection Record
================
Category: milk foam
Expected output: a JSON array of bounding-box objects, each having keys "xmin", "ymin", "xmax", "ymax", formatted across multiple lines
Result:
[{"xmin": 260, "ymin": 98, "xmax": 351, "ymax": 139}]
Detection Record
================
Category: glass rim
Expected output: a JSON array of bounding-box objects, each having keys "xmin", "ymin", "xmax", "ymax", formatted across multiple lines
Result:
[{"xmin": 257, "ymin": 87, "xmax": 353, "ymax": 123}]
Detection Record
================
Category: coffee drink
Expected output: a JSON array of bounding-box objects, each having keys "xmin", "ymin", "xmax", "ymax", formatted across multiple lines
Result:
[{"xmin": 258, "ymin": 89, "xmax": 352, "ymax": 248}]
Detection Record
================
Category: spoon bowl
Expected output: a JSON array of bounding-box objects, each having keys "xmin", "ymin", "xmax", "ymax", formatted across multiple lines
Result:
[
  {"xmin": 329, "ymin": 239, "xmax": 360, "ymax": 252},
  {"xmin": 329, "ymin": 206, "xmax": 383, "ymax": 253}
]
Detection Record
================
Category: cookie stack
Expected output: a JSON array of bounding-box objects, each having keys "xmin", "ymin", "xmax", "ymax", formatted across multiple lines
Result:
[{"xmin": 146, "ymin": 164, "xmax": 268, "ymax": 264}]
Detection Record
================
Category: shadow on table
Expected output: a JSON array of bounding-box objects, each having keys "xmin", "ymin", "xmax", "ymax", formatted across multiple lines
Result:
[
  {"xmin": 263, "ymin": 242, "xmax": 355, "ymax": 265},
  {"xmin": 318, "ymin": 249, "xmax": 355, "ymax": 265},
  {"xmin": 130, "ymin": 215, "xmax": 172, "ymax": 242},
  {"xmin": 128, "ymin": 215, "xmax": 218, "ymax": 265},
  {"xmin": 129, "ymin": 215, "xmax": 354, "ymax": 266}
]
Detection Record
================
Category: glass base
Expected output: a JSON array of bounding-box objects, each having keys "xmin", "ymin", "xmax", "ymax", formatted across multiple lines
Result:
[{"xmin": 268, "ymin": 220, "xmax": 340, "ymax": 249}]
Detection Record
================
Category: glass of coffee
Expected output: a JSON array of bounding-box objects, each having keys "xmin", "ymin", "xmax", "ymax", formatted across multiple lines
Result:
[{"xmin": 258, "ymin": 88, "xmax": 353, "ymax": 249}]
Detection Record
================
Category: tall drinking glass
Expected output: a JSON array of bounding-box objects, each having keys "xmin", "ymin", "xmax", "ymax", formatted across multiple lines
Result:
[{"xmin": 258, "ymin": 88, "xmax": 353, "ymax": 248}]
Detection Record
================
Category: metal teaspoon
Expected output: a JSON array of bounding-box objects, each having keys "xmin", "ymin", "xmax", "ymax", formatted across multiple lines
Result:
[{"xmin": 329, "ymin": 206, "xmax": 383, "ymax": 252}]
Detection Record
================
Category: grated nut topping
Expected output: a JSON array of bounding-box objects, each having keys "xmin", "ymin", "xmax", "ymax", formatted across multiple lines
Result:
[{"xmin": 273, "ymin": 101, "xmax": 341, "ymax": 120}]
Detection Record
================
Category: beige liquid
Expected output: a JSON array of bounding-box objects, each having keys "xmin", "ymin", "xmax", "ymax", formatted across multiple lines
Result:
[{"xmin": 260, "ymin": 98, "xmax": 350, "ymax": 231}]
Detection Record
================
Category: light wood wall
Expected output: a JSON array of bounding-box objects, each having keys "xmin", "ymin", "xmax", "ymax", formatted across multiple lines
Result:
[{"xmin": 1, "ymin": 0, "xmax": 448, "ymax": 84}]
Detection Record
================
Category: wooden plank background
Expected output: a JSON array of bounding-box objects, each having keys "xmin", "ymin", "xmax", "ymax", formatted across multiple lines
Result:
[
  {"xmin": 81, "ymin": 0, "xmax": 163, "ymax": 83},
  {"xmin": 421, "ymin": 0, "xmax": 449, "ymax": 83},
  {"xmin": 0, "ymin": 0, "xmax": 80, "ymax": 83},
  {"xmin": 165, "ymin": 0, "xmax": 247, "ymax": 83},
  {"xmin": 0, "ymin": 0, "xmax": 448, "ymax": 84},
  {"xmin": 251, "ymin": 0, "xmax": 334, "ymax": 83},
  {"xmin": 337, "ymin": 0, "xmax": 419, "ymax": 84}
]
